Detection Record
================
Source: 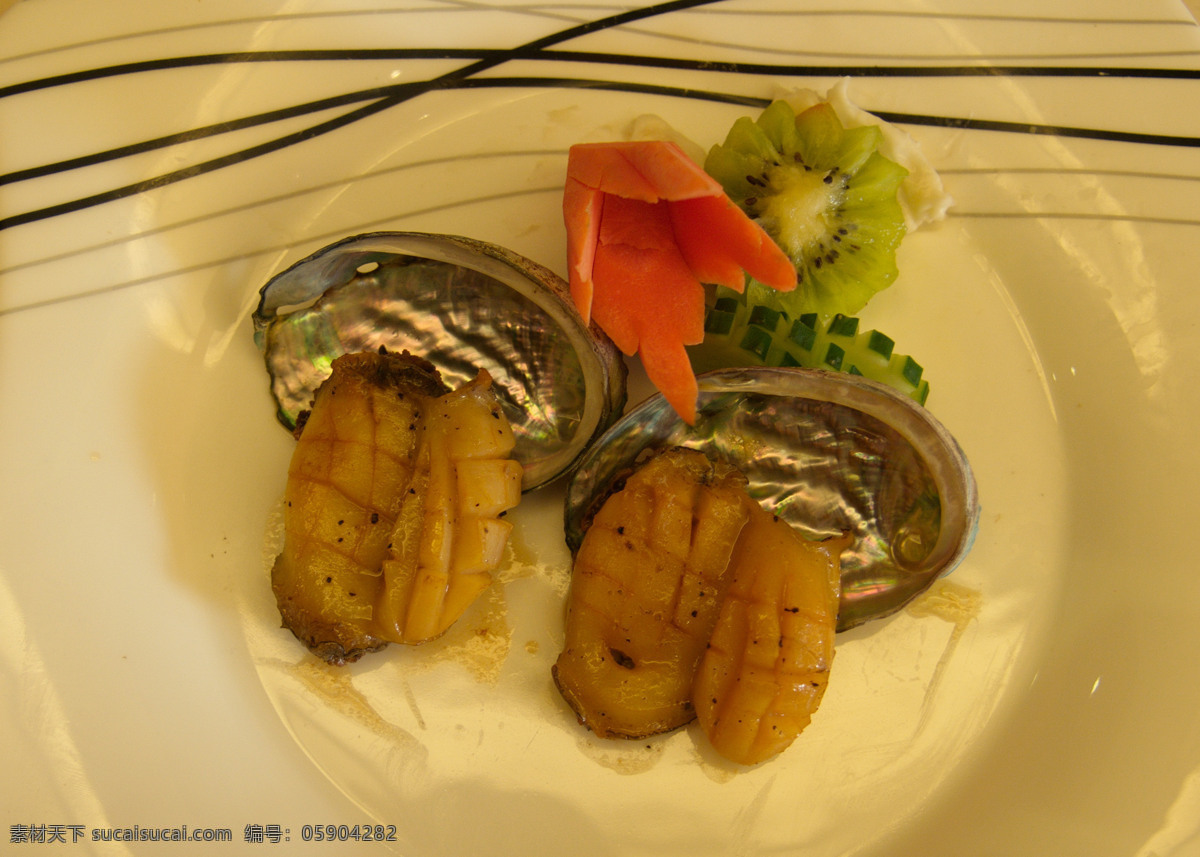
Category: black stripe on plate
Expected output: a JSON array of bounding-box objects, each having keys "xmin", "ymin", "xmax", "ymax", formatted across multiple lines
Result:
[{"xmin": 3, "ymin": 0, "xmax": 1198, "ymax": 231}]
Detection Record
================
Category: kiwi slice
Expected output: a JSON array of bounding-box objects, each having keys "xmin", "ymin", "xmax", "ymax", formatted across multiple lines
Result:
[{"xmin": 704, "ymin": 100, "xmax": 909, "ymax": 318}]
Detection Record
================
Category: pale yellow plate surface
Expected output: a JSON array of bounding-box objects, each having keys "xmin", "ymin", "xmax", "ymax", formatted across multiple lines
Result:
[{"xmin": 3, "ymin": 2, "xmax": 1199, "ymax": 855}]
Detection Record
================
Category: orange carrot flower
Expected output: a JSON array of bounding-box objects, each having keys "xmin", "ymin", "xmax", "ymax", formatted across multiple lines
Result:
[{"xmin": 564, "ymin": 140, "xmax": 796, "ymax": 423}]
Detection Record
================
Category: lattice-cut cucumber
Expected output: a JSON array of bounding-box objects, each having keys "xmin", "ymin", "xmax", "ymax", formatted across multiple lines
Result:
[{"xmin": 689, "ymin": 289, "xmax": 930, "ymax": 405}]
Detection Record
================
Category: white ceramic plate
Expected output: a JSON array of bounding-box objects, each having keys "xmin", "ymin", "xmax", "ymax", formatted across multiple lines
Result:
[{"xmin": 4, "ymin": 2, "xmax": 1200, "ymax": 855}]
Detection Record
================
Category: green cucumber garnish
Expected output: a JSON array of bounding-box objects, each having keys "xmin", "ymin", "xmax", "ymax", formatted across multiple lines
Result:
[{"xmin": 690, "ymin": 287, "xmax": 930, "ymax": 405}]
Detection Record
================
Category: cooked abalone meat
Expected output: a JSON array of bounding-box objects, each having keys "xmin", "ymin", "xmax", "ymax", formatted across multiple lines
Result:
[{"xmin": 272, "ymin": 349, "xmax": 522, "ymax": 664}]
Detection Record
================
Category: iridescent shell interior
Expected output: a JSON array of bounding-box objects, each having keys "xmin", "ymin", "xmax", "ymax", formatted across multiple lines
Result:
[
  {"xmin": 564, "ymin": 367, "xmax": 980, "ymax": 630},
  {"xmin": 253, "ymin": 232, "xmax": 626, "ymax": 491}
]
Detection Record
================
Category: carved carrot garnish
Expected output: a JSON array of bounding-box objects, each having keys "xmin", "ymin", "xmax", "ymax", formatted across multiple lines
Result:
[{"xmin": 563, "ymin": 141, "xmax": 796, "ymax": 423}]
